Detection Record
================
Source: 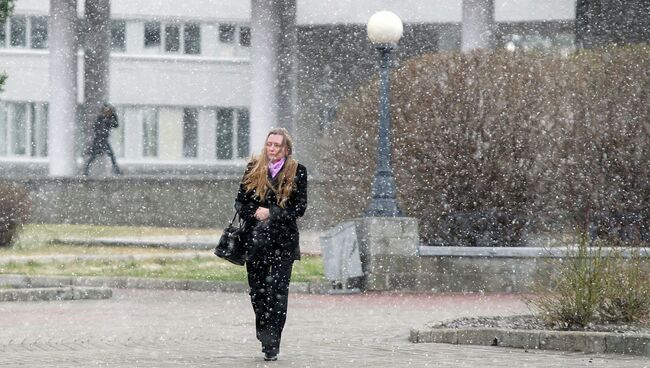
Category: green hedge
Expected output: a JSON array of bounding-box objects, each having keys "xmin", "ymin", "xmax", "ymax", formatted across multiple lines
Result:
[{"xmin": 321, "ymin": 46, "xmax": 650, "ymax": 245}]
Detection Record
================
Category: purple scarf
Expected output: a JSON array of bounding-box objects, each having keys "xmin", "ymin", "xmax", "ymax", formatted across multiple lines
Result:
[{"xmin": 268, "ymin": 158, "xmax": 286, "ymax": 178}]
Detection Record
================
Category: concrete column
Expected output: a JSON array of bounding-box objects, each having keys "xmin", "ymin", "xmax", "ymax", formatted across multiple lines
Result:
[
  {"xmin": 276, "ymin": 0, "xmax": 297, "ymax": 137},
  {"xmin": 48, "ymin": 0, "xmax": 79, "ymax": 176},
  {"xmin": 82, "ymin": 0, "xmax": 111, "ymax": 152},
  {"xmin": 461, "ymin": 0, "xmax": 495, "ymax": 52},
  {"xmin": 249, "ymin": 0, "xmax": 297, "ymax": 154}
]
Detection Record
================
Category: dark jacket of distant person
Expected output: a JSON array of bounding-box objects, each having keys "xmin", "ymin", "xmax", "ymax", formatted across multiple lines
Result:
[{"xmin": 89, "ymin": 110, "xmax": 119, "ymax": 154}]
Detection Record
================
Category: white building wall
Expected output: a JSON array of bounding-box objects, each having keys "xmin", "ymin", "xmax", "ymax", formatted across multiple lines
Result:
[
  {"xmin": 110, "ymin": 0, "xmax": 250, "ymax": 21},
  {"xmin": 9, "ymin": 0, "xmax": 50, "ymax": 15},
  {"xmin": 296, "ymin": 0, "xmax": 575, "ymax": 24},
  {"xmin": 13, "ymin": 0, "xmax": 575, "ymax": 23},
  {"xmin": 0, "ymin": 51, "xmax": 50, "ymax": 102},
  {"xmin": 496, "ymin": 0, "xmax": 575, "ymax": 22},
  {"xmin": 0, "ymin": 54, "xmax": 250, "ymax": 106},
  {"xmin": 109, "ymin": 57, "xmax": 250, "ymax": 106}
]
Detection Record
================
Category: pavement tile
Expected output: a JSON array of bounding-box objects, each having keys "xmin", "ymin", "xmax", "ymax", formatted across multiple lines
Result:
[{"xmin": 0, "ymin": 289, "xmax": 648, "ymax": 367}]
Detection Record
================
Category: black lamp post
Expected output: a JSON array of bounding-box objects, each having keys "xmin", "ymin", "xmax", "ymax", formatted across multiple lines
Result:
[{"xmin": 364, "ymin": 11, "xmax": 403, "ymax": 217}]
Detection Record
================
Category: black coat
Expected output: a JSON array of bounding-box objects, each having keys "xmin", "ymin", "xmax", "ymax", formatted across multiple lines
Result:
[
  {"xmin": 236, "ymin": 162, "xmax": 308, "ymax": 261},
  {"xmin": 89, "ymin": 113, "xmax": 119, "ymax": 153}
]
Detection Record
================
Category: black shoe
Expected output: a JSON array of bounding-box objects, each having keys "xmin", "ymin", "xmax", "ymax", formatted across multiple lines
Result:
[{"xmin": 264, "ymin": 352, "xmax": 278, "ymax": 361}]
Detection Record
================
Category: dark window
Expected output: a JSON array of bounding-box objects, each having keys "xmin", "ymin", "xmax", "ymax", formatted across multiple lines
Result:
[
  {"xmin": 12, "ymin": 103, "xmax": 27, "ymax": 155},
  {"xmin": 164, "ymin": 24, "xmax": 180, "ymax": 52},
  {"xmin": 216, "ymin": 108, "xmax": 233, "ymax": 159},
  {"xmin": 182, "ymin": 108, "xmax": 198, "ymax": 158},
  {"xmin": 237, "ymin": 109, "xmax": 249, "ymax": 158},
  {"xmin": 111, "ymin": 20, "xmax": 126, "ymax": 52},
  {"xmin": 36, "ymin": 104, "xmax": 48, "ymax": 157},
  {"xmin": 184, "ymin": 23, "xmax": 201, "ymax": 54},
  {"xmin": 144, "ymin": 21, "xmax": 161, "ymax": 48},
  {"xmin": 239, "ymin": 26, "xmax": 250, "ymax": 47},
  {"xmin": 29, "ymin": 103, "xmax": 36, "ymax": 156},
  {"xmin": 10, "ymin": 16, "xmax": 26, "ymax": 47},
  {"xmin": 0, "ymin": 22, "xmax": 6, "ymax": 47},
  {"xmin": 219, "ymin": 24, "xmax": 235, "ymax": 43},
  {"xmin": 30, "ymin": 17, "xmax": 48, "ymax": 49}
]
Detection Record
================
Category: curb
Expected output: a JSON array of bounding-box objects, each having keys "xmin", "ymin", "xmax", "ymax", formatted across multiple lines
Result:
[
  {"xmin": 409, "ymin": 327, "xmax": 650, "ymax": 357},
  {"xmin": 0, "ymin": 252, "xmax": 213, "ymax": 265},
  {"xmin": 0, "ymin": 286, "xmax": 112, "ymax": 302},
  {"xmin": 0, "ymin": 274, "xmax": 332, "ymax": 295},
  {"xmin": 52, "ymin": 237, "xmax": 217, "ymax": 250}
]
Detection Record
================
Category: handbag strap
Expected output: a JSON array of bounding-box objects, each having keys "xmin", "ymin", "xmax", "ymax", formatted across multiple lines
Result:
[
  {"xmin": 229, "ymin": 204, "xmax": 245, "ymax": 227},
  {"xmin": 229, "ymin": 210, "xmax": 239, "ymax": 226}
]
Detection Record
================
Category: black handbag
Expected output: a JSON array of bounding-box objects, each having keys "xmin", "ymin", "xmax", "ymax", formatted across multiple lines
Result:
[{"xmin": 214, "ymin": 210, "xmax": 248, "ymax": 266}]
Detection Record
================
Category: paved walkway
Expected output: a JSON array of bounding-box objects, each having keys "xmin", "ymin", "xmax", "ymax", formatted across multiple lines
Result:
[{"xmin": 0, "ymin": 289, "xmax": 648, "ymax": 367}]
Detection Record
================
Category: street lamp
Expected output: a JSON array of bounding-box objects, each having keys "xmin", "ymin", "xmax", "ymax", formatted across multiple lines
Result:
[{"xmin": 364, "ymin": 11, "xmax": 403, "ymax": 217}]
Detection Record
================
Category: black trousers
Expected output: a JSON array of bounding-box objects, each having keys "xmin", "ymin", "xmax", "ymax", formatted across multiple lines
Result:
[
  {"xmin": 83, "ymin": 143, "xmax": 121, "ymax": 175},
  {"xmin": 246, "ymin": 247, "xmax": 294, "ymax": 354}
]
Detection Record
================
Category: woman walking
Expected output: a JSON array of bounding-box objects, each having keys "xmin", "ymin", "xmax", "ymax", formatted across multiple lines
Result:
[{"xmin": 235, "ymin": 127, "xmax": 308, "ymax": 361}]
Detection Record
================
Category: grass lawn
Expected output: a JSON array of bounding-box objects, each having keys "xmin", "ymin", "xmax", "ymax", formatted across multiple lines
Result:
[
  {"xmin": 0, "ymin": 224, "xmax": 325, "ymax": 283},
  {"xmin": 3, "ymin": 224, "xmax": 219, "ymax": 255}
]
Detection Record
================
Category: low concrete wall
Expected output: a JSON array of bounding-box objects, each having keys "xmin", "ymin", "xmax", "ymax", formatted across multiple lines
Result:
[
  {"xmin": 367, "ymin": 246, "xmax": 650, "ymax": 293},
  {"xmin": 4, "ymin": 176, "xmax": 333, "ymax": 230}
]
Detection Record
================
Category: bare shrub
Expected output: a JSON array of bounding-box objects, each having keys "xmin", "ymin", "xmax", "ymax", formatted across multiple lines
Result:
[
  {"xmin": 0, "ymin": 181, "xmax": 31, "ymax": 247},
  {"xmin": 547, "ymin": 47, "xmax": 650, "ymax": 239},
  {"xmin": 321, "ymin": 46, "xmax": 650, "ymax": 245}
]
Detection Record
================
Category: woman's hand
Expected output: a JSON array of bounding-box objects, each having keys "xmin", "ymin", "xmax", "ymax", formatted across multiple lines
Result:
[{"xmin": 254, "ymin": 207, "xmax": 270, "ymax": 221}]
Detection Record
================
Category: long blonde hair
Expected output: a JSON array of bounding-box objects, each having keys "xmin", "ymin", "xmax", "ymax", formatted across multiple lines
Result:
[{"xmin": 243, "ymin": 128, "xmax": 298, "ymax": 208}]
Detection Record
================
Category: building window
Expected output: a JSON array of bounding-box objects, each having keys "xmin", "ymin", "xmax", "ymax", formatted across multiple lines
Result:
[
  {"xmin": 111, "ymin": 20, "xmax": 126, "ymax": 52},
  {"xmin": 11, "ymin": 104, "xmax": 26, "ymax": 155},
  {"xmin": 0, "ymin": 22, "xmax": 5, "ymax": 47},
  {"xmin": 30, "ymin": 103, "xmax": 48, "ymax": 156},
  {"xmin": 30, "ymin": 16, "xmax": 48, "ymax": 49},
  {"xmin": 9, "ymin": 16, "xmax": 26, "ymax": 47},
  {"xmin": 144, "ymin": 21, "xmax": 161, "ymax": 48},
  {"xmin": 0, "ymin": 16, "xmax": 51, "ymax": 50},
  {"xmin": 219, "ymin": 24, "xmax": 235, "ymax": 44},
  {"xmin": 182, "ymin": 108, "xmax": 198, "ymax": 158},
  {"xmin": 145, "ymin": 21, "xmax": 201, "ymax": 55},
  {"xmin": 216, "ymin": 108, "xmax": 234, "ymax": 159},
  {"xmin": 0, "ymin": 102, "xmax": 48, "ymax": 157},
  {"xmin": 164, "ymin": 24, "xmax": 180, "ymax": 52},
  {"xmin": 237, "ymin": 109, "xmax": 249, "ymax": 158},
  {"xmin": 239, "ymin": 26, "xmax": 251, "ymax": 47},
  {"xmin": 142, "ymin": 107, "xmax": 158, "ymax": 157},
  {"xmin": 184, "ymin": 23, "xmax": 201, "ymax": 54},
  {"xmin": 215, "ymin": 107, "xmax": 249, "ymax": 160}
]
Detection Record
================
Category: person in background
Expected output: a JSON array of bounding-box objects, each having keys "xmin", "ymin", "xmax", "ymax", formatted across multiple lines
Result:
[
  {"xmin": 82, "ymin": 103, "xmax": 121, "ymax": 176},
  {"xmin": 235, "ymin": 127, "xmax": 308, "ymax": 361}
]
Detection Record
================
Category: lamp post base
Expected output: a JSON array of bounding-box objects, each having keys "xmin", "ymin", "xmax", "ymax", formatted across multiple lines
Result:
[{"xmin": 364, "ymin": 199, "xmax": 403, "ymax": 217}]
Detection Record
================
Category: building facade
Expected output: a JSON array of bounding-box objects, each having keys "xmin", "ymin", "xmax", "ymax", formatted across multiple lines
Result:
[{"xmin": 0, "ymin": 0, "xmax": 575, "ymax": 176}]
